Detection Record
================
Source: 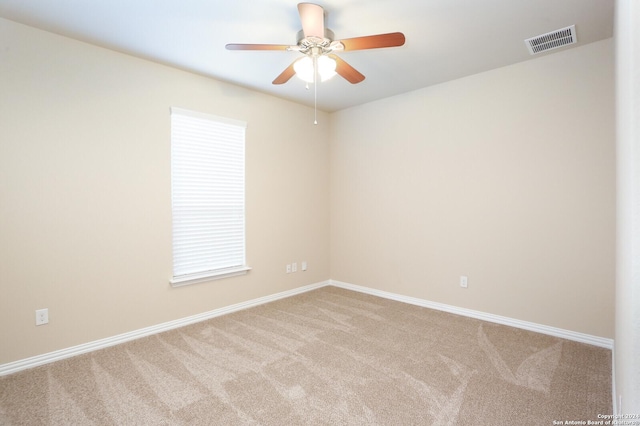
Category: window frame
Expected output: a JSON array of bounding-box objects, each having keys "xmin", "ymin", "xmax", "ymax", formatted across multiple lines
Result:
[{"xmin": 169, "ymin": 107, "xmax": 250, "ymax": 287}]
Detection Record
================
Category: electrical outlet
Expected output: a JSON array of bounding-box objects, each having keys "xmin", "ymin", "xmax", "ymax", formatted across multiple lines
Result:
[
  {"xmin": 292, "ymin": 262, "xmax": 298, "ymax": 273},
  {"xmin": 460, "ymin": 276, "xmax": 468, "ymax": 288},
  {"xmin": 35, "ymin": 308, "xmax": 49, "ymax": 326},
  {"xmin": 286, "ymin": 264, "xmax": 291, "ymax": 274}
]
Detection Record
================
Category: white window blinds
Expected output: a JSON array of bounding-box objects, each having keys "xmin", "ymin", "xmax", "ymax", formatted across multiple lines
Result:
[{"xmin": 170, "ymin": 107, "xmax": 249, "ymax": 286}]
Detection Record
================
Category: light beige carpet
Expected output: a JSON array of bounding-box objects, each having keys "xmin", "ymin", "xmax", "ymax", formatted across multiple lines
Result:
[{"xmin": 0, "ymin": 286, "xmax": 611, "ymax": 425}]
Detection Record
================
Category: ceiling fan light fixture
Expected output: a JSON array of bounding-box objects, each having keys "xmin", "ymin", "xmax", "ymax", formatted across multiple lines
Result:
[
  {"xmin": 317, "ymin": 56, "xmax": 337, "ymax": 81},
  {"xmin": 293, "ymin": 55, "xmax": 337, "ymax": 83}
]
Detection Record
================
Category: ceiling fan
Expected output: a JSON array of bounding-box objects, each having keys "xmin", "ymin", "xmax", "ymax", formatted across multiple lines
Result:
[{"xmin": 225, "ymin": 2, "xmax": 406, "ymax": 85}]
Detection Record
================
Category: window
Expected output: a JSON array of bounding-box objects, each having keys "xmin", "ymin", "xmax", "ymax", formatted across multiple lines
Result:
[{"xmin": 170, "ymin": 107, "xmax": 249, "ymax": 287}]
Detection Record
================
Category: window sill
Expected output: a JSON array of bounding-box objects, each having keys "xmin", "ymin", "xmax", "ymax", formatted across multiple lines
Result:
[{"xmin": 170, "ymin": 266, "xmax": 251, "ymax": 288}]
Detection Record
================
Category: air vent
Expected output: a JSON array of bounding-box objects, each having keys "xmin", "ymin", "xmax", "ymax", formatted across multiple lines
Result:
[{"xmin": 525, "ymin": 25, "xmax": 576, "ymax": 55}]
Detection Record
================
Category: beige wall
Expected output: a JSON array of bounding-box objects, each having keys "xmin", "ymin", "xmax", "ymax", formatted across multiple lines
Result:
[
  {"xmin": 330, "ymin": 39, "xmax": 615, "ymax": 338},
  {"xmin": 0, "ymin": 18, "xmax": 330, "ymax": 364}
]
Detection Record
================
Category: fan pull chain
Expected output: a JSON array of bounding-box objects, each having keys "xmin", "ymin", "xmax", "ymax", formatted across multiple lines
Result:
[{"xmin": 313, "ymin": 56, "xmax": 318, "ymax": 125}]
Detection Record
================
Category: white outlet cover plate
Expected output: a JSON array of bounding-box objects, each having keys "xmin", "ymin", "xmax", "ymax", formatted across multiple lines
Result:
[{"xmin": 35, "ymin": 308, "xmax": 49, "ymax": 325}]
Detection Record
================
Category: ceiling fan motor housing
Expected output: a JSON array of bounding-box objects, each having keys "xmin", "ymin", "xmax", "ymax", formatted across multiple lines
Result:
[{"xmin": 296, "ymin": 29, "xmax": 341, "ymax": 55}]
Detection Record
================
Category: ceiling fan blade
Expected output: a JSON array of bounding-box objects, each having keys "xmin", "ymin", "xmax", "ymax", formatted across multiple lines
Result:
[
  {"xmin": 298, "ymin": 3, "xmax": 325, "ymax": 39},
  {"xmin": 226, "ymin": 43, "xmax": 290, "ymax": 51},
  {"xmin": 339, "ymin": 32, "xmax": 406, "ymax": 51},
  {"xmin": 272, "ymin": 62, "xmax": 297, "ymax": 85},
  {"xmin": 329, "ymin": 54, "xmax": 365, "ymax": 84}
]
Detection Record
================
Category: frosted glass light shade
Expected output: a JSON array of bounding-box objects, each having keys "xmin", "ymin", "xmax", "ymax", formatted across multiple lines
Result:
[{"xmin": 294, "ymin": 56, "xmax": 337, "ymax": 83}]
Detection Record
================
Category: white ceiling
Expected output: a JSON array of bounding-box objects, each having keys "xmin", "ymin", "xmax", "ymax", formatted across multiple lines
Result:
[{"xmin": 0, "ymin": 0, "xmax": 614, "ymax": 112}]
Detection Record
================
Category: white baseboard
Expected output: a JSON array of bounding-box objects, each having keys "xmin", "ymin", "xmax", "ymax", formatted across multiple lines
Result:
[
  {"xmin": 329, "ymin": 280, "xmax": 614, "ymax": 350},
  {"xmin": 0, "ymin": 280, "xmax": 329, "ymax": 377},
  {"xmin": 611, "ymin": 344, "xmax": 618, "ymax": 415},
  {"xmin": 1, "ymin": 278, "xmax": 613, "ymax": 377}
]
